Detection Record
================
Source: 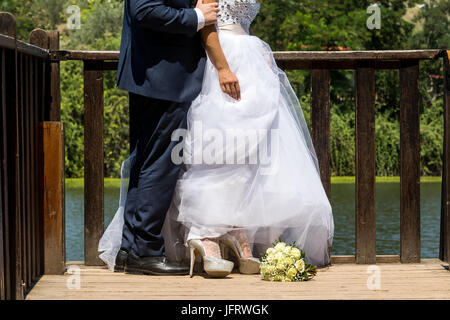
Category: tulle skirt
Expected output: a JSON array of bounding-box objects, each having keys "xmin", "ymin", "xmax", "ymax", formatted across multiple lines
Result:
[{"xmin": 98, "ymin": 25, "xmax": 334, "ymax": 269}]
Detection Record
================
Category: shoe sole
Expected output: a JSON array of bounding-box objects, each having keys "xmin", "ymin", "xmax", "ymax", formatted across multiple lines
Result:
[
  {"xmin": 114, "ymin": 266, "xmax": 125, "ymax": 273},
  {"xmin": 238, "ymin": 260, "xmax": 260, "ymax": 275},
  {"xmin": 204, "ymin": 270, "xmax": 232, "ymax": 278},
  {"xmin": 124, "ymin": 267, "xmax": 188, "ymax": 276}
]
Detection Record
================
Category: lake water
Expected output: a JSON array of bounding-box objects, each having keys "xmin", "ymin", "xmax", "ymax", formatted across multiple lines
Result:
[{"xmin": 65, "ymin": 181, "xmax": 442, "ymax": 261}]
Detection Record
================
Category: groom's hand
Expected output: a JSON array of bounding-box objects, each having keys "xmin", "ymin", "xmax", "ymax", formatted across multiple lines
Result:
[{"xmin": 196, "ymin": 0, "xmax": 219, "ymax": 26}]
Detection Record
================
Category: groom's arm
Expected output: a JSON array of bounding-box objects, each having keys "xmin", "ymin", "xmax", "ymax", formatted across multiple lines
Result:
[{"xmin": 130, "ymin": 0, "xmax": 201, "ymax": 36}]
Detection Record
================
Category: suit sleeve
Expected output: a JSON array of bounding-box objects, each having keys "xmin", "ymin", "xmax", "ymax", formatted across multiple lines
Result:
[{"xmin": 129, "ymin": 0, "xmax": 199, "ymax": 36}]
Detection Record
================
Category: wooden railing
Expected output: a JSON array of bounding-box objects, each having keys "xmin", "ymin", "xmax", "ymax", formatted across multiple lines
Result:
[
  {"xmin": 0, "ymin": 12, "xmax": 65, "ymax": 300},
  {"xmin": 53, "ymin": 49, "xmax": 450, "ymax": 266},
  {"xmin": 51, "ymin": 50, "xmax": 450, "ymax": 265},
  {"xmin": 0, "ymin": 11, "xmax": 449, "ymax": 299}
]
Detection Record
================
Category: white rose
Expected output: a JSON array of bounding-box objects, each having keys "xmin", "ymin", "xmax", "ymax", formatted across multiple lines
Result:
[
  {"xmin": 267, "ymin": 254, "xmax": 276, "ymax": 264},
  {"xmin": 260, "ymin": 265, "xmax": 268, "ymax": 275},
  {"xmin": 275, "ymin": 252, "xmax": 284, "ymax": 262},
  {"xmin": 276, "ymin": 262, "xmax": 285, "ymax": 271},
  {"xmin": 274, "ymin": 274, "xmax": 285, "ymax": 281},
  {"xmin": 287, "ymin": 267, "xmax": 297, "ymax": 279},
  {"xmin": 284, "ymin": 257, "xmax": 294, "ymax": 267},
  {"xmin": 274, "ymin": 242, "xmax": 286, "ymax": 250},
  {"xmin": 267, "ymin": 265, "xmax": 276, "ymax": 274},
  {"xmin": 283, "ymin": 246, "xmax": 292, "ymax": 255},
  {"xmin": 291, "ymin": 248, "xmax": 301, "ymax": 259},
  {"xmin": 295, "ymin": 259, "xmax": 306, "ymax": 273}
]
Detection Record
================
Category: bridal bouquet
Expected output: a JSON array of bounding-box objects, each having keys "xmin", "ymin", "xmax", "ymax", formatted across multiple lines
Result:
[{"xmin": 260, "ymin": 241, "xmax": 317, "ymax": 282}]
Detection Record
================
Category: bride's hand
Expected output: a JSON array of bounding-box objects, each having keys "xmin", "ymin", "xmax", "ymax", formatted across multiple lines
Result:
[{"xmin": 218, "ymin": 68, "xmax": 241, "ymax": 101}]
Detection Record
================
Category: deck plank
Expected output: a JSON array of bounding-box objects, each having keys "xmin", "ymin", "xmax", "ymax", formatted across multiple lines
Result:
[{"xmin": 26, "ymin": 259, "xmax": 450, "ymax": 300}]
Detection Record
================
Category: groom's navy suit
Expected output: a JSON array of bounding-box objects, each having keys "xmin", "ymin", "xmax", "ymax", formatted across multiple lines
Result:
[
  {"xmin": 118, "ymin": 0, "xmax": 206, "ymax": 257},
  {"xmin": 117, "ymin": 0, "xmax": 206, "ymax": 102}
]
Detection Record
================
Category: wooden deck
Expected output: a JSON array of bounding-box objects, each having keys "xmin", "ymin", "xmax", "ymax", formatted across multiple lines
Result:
[{"xmin": 26, "ymin": 259, "xmax": 450, "ymax": 300}]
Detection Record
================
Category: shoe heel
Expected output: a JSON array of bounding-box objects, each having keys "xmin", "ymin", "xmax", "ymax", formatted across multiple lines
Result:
[
  {"xmin": 238, "ymin": 258, "xmax": 260, "ymax": 274},
  {"xmin": 220, "ymin": 242, "xmax": 227, "ymax": 260},
  {"xmin": 188, "ymin": 239, "xmax": 234, "ymax": 278},
  {"xmin": 220, "ymin": 235, "xmax": 261, "ymax": 275},
  {"xmin": 203, "ymin": 256, "xmax": 234, "ymax": 277},
  {"xmin": 189, "ymin": 246, "xmax": 196, "ymax": 278}
]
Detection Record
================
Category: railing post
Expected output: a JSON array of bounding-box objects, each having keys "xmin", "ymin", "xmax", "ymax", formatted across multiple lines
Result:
[
  {"xmin": 440, "ymin": 51, "xmax": 450, "ymax": 263},
  {"xmin": 84, "ymin": 60, "xmax": 104, "ymax": 266},
  {"xmin": 310, "ymin": 68, "xmax": 332, "ymax": 261},
  {"xmin": 29, "ymin": 30, "xmax": 47, "ymax": 279},
  {"xmin": 310, "ymin": 68, "xmax": 331, "ymax": 198},
  {"xmin": 355, "ymin": 66, "xmax": 376, "ymax": 264},
  {"xmin": 0, "ymin": 157, "xmax": 3, "ymax": 300},
  {"xmin": 0, "ymin": 12, "xmax": 16, "ymax": 38},
  {"xmin": 0, "ymin": 38, "xmax": 6, "ymax": 302},
  {"xmin": 0, "ymin": 12, "xmax": 23, "ymax": 300},
  {"xmin": 38, "ymin": 122, "xmax": 65, "ymax": 274},
  {"xmin": 399, "ymin": 60, "xmax": 421, "ymax": 263},
  {"xmin": 30, "ymin": 29, "xmax": 65, "ymax": 275},
  {"xmin": 48, "ymin": 31, "xmax": 60, "ymax": 121}
]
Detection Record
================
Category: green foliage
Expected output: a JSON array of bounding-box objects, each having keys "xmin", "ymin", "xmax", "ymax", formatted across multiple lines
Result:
[
  {"xmin": 252, "ymin": 0, "xmax": 421, "ymax": 51},
  {"xmin": 63, "ymin": 0, "xmax": 124, "ymax": 50},
  {"xmin": 2, "ymin": 0, "xmax": 447, "ymax": 177},
  {"xmin": 59, "ymin": 1, "xmax": 129, "ymax": 178},
  {"xmin": 330, "ymin": 107, "xmax": 356, "ymax": 176},
  {"xmin": 375, "ymin": 111, "xmax": 400, "ymax": 176},
  {"xmin": 60, "ymin": 61, "xmax": 85, "ymax": 177},
  {"xmin": 420, "ymin": 98, "xmax": 444, "ymax": 175},
  {"xmin": 102, "ymin": 71, "xmax": 130, "ymax": 178},
  {"xmin": 410, "ymin": 0, "xmax": 450, "ymax": 49}
]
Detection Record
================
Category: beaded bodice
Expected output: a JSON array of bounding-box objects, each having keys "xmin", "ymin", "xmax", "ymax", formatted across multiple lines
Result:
[{"xmin": 217, "ymin": 0, "xmax": 261, "ymax": 33}]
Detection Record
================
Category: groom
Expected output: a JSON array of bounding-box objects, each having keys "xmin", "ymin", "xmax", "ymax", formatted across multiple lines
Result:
[{"xmin": 115, "ymin": 0, "xmax": 219, "ymax": 275}]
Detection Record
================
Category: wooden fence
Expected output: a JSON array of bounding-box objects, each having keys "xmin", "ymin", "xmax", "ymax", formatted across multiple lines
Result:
[
  {"xmin": 51, "ymin": 49, "xmax": 450, "ymax": 266},
  {"xmin": 0, "ymin": 11, "xmax": 449, "ymax": 299},
  {"xmin": 0, "ymin": 12, "xmax": 64, "ymax": 300}
]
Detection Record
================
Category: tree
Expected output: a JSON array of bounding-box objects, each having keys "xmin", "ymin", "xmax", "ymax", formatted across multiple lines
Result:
[{"xmin": 1, "ymin": 0, "xmax": 445, "ymax": 177}]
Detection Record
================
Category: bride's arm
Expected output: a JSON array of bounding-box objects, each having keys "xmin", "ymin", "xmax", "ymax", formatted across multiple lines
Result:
[{"xmin": 199, "ymin": 1, "xmax": 241, "ymax": 101}]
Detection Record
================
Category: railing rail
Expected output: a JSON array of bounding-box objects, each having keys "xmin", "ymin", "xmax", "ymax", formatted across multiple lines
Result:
[
  {"xmin": 0, "ymin": 11, "xmax": 449, "ymax": 300},
  {"xmin": 48, "ymin": 49, "xmax": 443, "ymax": 61}
]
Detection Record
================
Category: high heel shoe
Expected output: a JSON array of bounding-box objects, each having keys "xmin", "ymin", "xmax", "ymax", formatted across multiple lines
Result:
[
  {"xmin": 220, "ymin": 233, "xmax": 260, "ymax": 275},
  {"xmin": 188, "ymin": 239, "xmax": 234, "ymax": 278}
]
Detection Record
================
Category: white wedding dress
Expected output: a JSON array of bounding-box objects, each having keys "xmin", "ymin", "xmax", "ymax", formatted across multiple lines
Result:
[{"xmin": 99, "ymin": 0, "xmax": 334, "ymax": 269}]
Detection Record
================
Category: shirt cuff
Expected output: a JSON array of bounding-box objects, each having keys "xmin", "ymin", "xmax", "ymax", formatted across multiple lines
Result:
[{"xmin": 194, "ymin": 8, "xmax": 205, "ymax": 31}]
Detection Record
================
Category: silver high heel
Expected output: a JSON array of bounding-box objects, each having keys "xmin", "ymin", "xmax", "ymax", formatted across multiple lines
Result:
[
  {"xmin": 188, "ymin": 239, "xmax": 234, "ymax": 278},
  {"xmin": 220, "ymin": 233, "xmax": 260, "ymax": 275}
]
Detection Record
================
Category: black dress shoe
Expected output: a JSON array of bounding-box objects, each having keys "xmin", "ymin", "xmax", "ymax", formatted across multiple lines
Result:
[
  {"xmin": 124, "ymin": 253, "xmax": 189, "ymax": 275},
  {"xmin": 114, "ymin": 249, "xmax": 128, "ymax": 272}
]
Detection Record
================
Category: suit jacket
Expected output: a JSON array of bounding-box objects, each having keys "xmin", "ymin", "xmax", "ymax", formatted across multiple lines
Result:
[{"xmin": 117, "ymin": 0, "xmax": 207, "ymax": 103}]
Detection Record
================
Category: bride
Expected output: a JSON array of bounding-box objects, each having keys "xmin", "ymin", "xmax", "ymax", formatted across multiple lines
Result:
[{"xmin": 99, "ymin": 0, "xmax": 334, "ymax": 277}]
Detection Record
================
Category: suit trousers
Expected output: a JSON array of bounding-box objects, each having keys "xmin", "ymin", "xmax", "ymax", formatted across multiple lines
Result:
[{"xmin": 121, "ymin": 92, "xmax": 190, "ymax": 257}]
